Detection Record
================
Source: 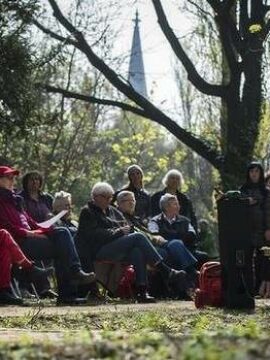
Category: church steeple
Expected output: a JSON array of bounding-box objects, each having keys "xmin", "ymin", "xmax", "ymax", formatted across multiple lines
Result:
[{"xmin": 128, "ymin": 10, "xmax": 147, "ymax": 98}]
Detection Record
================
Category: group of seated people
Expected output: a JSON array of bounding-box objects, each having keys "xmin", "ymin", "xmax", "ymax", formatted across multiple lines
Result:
[
  {"xmin": 0, "ymin": 164, "xmax": 212, "ymax": 305},
  {"xmin": 4, "ymin": 161, "xmax": 270, "ymax": 305}
]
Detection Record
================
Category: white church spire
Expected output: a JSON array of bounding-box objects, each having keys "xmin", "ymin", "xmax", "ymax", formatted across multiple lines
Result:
[{"xmin": 128, "ymin": 10, "xmax": 147, "ymax": 98}]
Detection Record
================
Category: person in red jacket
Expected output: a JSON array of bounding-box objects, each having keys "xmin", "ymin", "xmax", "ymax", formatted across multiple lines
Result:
[
  {"xmin": 0, "ymin": 228, "xmax": 53, "ymax": 305},
  {"xmin": 0, "ymin": 166, "xmax": 96, "ymax": 305}
]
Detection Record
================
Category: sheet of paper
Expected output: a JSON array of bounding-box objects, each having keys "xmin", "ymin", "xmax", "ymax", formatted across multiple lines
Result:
[{"xmin": 37, "ymin": 210, "xmax": 68, "ymax": 229}]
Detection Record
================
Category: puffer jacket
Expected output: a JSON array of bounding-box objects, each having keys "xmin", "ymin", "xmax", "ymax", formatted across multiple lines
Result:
[{"xmin": 240, "ymin": 185, "xmax": 270, "ymax": 247}]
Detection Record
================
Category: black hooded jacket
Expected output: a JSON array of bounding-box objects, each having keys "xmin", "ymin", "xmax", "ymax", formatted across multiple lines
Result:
[{"xmin": 240, "ymin": 162, "xmax": 270, "ymax": 247}]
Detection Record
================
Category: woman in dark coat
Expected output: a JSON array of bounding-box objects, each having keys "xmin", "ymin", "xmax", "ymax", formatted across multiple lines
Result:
[{"xmin": 240, "ymin": 161, "xmax": 270, "ymax": 297}]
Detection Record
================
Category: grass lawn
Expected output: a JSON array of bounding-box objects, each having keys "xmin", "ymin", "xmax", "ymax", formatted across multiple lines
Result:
[{"xmin": 1, "ymin": 300, "xmax": 270, "ymax": 359}]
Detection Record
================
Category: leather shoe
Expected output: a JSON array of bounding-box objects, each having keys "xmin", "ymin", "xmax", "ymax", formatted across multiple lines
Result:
[
  {"xmin": 0, "ymin": 288, "xmax": 23, "ymax": 306},
  {"xmin": 168, "ymin": 269, "xmax": 187, "ymax": 283},
  {"xmin": 136, "ymin": 291, "xmax": 156, "ymax": 303},
  {"xmin": 39, "ymin": 289, "xmax": 58, "ymax": 299},
  {"xmin": 56, "ymin": 297, "xmax": 88, "ymax": 306},
  {"xmin": 71, "ymin": 270, "xmax": 96, "ymax": 285}
]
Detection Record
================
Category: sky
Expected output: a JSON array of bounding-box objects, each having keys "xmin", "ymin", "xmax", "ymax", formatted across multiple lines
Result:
[{"xmin": 114, "ymin": 1, "xmax": 193, "ymax": 117}]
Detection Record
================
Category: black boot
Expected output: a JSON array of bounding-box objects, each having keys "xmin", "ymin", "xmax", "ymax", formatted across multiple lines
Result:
[
  {"xmin": 71, "ymin": 270, "xmax": 96, "ymax": 285},
  {"xmin": 135, "ymin": 286, "xmax": 156, "ymax": 303},
  {"xmin": 156, "ymin": 261, "xmax": 187, "ymax": 283},
  {"xmin": 0, "ymin": 288, "xmax": 23, "ymax": 305}
]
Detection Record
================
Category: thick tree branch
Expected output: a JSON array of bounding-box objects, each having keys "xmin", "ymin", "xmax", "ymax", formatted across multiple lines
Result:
[
  {"xmin": 207, "ymin": 0, "xmax": 243, "ymax": 57},
  {"xmin": 215, "ymin": 15, "xmax": 239, "ymax": 74},
  {"xmin": 152, "ymin": 0, "xmax": 227, "ymax": 97},
  {"xmin": 40, "ymin": 83, "xmax": 223, "ymax": 170},
  {"xmin": 222, "ymin": 0, "xmax": 236, "ymax": 13},
  {"xmin": 38, "ymin": 84, "xmax": 149, "ymax": 117},
  {"xmin": 205, "ymin": 0, "xmax": 221, "ymax": 14}
]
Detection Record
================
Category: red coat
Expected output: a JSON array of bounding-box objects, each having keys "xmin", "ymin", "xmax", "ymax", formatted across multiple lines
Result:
[{"xmin": 0, "ymin": 188, "xmax": 48, "ymax": 242}]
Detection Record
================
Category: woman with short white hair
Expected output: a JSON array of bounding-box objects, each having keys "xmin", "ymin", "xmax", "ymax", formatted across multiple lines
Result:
[
  {"xmin": 91, "ymin": 182, "xmax": 114, "ymax": 200},
  {"xmin": 53, "ymin": 191, "xmax": 72, "ymax": 213},
  {"xmin": 151, "ymin": 169, "xmax": 198, "ymax": 231},
  {"xmin": 53, "ymin": 191, "xmax": 77, "ymax": 237}
]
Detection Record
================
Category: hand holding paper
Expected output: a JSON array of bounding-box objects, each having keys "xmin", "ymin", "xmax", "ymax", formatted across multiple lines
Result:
[{"xmin": 37, "ymin": 210, "xmax": 68, "ymax": 229}]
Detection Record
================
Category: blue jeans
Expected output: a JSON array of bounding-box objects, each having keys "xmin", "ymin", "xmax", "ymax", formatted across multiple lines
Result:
[
  {"xmin": 157, "ymin": 239, "xmax": 197, "ymax": 270},
  {"xmin": 96, "ymin": 232, "xmax": 163, "ymax": 286},
  {"xmin": 21, "ymin": 227, "xmax": 81, "ymax": 297}
]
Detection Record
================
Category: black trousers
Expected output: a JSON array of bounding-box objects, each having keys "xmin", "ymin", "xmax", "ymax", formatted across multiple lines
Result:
[{"xmin": 20, "ymin": 227, "xmax": 81, "ymax": 297}]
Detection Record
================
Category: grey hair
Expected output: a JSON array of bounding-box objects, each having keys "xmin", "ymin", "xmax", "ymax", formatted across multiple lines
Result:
[
  {"xmin": 159, "ymin": 193, "xmax": 177, "ymax": 212},
  {"xmin": 53, "ymin": 191, "xmax": 72, "ymax": 213},
  {"xmin": 91, "ymin": 182, "xmax": 114, "ymax": 198},
  {"xmin": 162, "ymin": 169, "xmax": 184, "ymax": 188},
  {"xmin": 116, "ymin": 190, "xmax": 135, "ymax": 204}
]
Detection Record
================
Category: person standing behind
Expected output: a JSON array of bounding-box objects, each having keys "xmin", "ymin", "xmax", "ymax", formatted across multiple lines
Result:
[
  {"xmin": 19, "ymin": 171, "xmax": 53, "ymax": 223},
  {"xmin": 240, "ymin": 161, "xmax": 270, "ymax": 297},
  {"xmin": 151, "ymin": 169, "xmax": 198, "ymax": 231},
  {"xmin": 113, "ymin": 165, "xmax": 151, "ymax": 223}
]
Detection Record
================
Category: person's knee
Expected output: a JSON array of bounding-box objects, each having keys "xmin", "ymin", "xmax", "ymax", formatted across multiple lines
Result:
[
  {"xmin": 53, "ymin": 227, "xmax": 69, "ymax": 235},
  {"xmin": 132, "ymin": 232, "xmax": 149, "ymax": 244},
  {"xmin": 168, "ymin": 239, "xmax": 184, "ymax": 249},
  {"xmin": 53, "ymin": 227, "xmax": 73, "ymax": 242}
]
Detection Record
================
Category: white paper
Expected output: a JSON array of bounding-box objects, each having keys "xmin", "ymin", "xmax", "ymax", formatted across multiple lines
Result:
[{"xmin": 37, "ymin": 210, "xmax": 68, "ymax": 229}]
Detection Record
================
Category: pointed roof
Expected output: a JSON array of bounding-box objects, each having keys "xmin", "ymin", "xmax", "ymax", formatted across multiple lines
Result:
[{"xmin": 128, "ymin": 10, "xmax": 147, "ymax": 98}]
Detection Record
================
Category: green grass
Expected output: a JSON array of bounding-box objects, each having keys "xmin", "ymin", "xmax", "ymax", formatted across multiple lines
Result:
[{"xmin": 1, "ymin": 304, "xmax": 270, "ymax": 359}]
